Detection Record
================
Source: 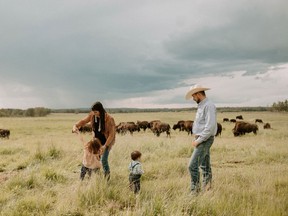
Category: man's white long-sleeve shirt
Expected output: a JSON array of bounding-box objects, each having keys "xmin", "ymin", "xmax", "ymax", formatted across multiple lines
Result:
[{"xmin": 192, "ymin": 98, "xmax": 217, "ymax": 144}]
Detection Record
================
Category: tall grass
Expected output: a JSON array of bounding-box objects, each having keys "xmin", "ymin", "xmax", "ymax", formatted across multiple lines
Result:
[{"xmin": 0, "ymin": 111, "xmax": 287, "ymax": 215}]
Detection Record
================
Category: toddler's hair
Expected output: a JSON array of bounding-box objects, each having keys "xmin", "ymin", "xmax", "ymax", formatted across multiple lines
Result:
[
  {"xmin": 131, "ymin": 150, "xmax": 142, "ymax": 161},
  {"xmin": 88, "ymin": 138, "xmax": 102, "ymax": 154}
]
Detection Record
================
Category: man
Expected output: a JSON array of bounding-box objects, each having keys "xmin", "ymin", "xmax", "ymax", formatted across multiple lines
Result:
[{"xmin": 185, "ymin": 84, "xmax": 217, "ymax": 194}]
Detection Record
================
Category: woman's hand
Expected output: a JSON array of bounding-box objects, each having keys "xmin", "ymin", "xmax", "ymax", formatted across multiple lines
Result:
[{"xmin": 72, "ymin": 125, "xmax": 79, "ymax": 134}]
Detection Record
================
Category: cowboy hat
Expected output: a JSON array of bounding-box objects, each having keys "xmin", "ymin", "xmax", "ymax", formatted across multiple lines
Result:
[{"xmin": 185, "ymin": 84, "xmax": 210, "ymax": 100}]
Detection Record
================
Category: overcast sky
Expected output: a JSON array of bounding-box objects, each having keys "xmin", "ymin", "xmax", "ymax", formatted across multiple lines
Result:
[{"xmin": 1, "ymin": 0, "xmax": 287, "ymax": 109}]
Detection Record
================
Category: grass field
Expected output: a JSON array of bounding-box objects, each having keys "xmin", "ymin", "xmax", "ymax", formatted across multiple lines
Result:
[{"xmin": 0, "ymin": 111, "xmax": 287, "ymax": 216}]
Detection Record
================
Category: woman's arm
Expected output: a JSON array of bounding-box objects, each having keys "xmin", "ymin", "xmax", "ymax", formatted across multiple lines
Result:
[
  {"xmin": 72, "ymin": 112, "xmax": 93, "ymax": 133},
  {"xmin": 103, "ymin": 115, "xmax": 116, "ymax": 148}
]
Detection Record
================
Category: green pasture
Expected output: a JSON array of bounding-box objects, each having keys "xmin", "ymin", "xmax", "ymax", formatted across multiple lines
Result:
[{"xmin": 0, "ymin": 111, "xmax": 287, "ymax": 216}]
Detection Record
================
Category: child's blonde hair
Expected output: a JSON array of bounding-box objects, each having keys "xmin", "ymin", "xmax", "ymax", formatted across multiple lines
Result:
[{"xmin": 87, "ymin": 138, "xmax": 102, "ymax": 154}]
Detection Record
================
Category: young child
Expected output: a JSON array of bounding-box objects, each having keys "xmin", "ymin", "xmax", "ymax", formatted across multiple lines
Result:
[
  {"xmin": 78, "ymin": 133, "xmax": 102, "ymax": 180},
  {"xmin": 128, "ymin": 150, "xmax": 144, "ymax": 194}
]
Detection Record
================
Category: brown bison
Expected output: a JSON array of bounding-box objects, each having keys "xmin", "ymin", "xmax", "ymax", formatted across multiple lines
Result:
[
  {"xmin": 0, "ymin": 129, "xmax": 10, "ymax": 139},
  {"xmin": 125, "ymin": 122, "xmax": 140, "ymax": 135},
  {"xmin": 263, "ymin": 123, "xmax": 271, "ymax": 129},
  {"xmin": 116, "ymin": 122, "xmax": 139, "ymax": 135},
  {"xmin": 136, "ymin": 120, "xmax": 149, "ymax": 132},
  {"xmin": 232, "ymin": 122, "xmax": 258, "ymax": 136},
  {"xmin": 172, "ymin": 120, "xmax": 185, "ymax": 131},
  {"xmin": 116, "ymin": 122, "xmax": 127, "ymax": 135},
  {"xmin": 148, "ymin": 120, "xmax": 161, "ymax": 130},
  {"xmin": 255, "ymin": 119, "xmax": 263, "ymax": 123},
  {"xmin": 151, "ymin": 121, "xmax": 171, "ymax": 137},
  {"xmin": 215, "ymin": 123, "xmax": 222, "ymax": 137},
  {"xmin": 183, "ymin": 120, "xmax": 193, "ymax": 135},
  {"xmin": 230, "ymin": 119, "xmax": 236, "ymax": 123},
  {"xmin": 236, "ymin": 115, "xmax": 243, "ymax": 120},
  {"xmin": 223, "ymin": 118, "xmax": 229, "ymax": 122}
]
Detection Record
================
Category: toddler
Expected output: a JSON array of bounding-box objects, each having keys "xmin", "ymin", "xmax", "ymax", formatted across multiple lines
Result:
[
  {"xmin": 128, "ymin": 150, "xmax": 144, "ymax": 194},
  {"xmin": 78, "ymin": 133, "xmax": 102, "ymax": 180}
]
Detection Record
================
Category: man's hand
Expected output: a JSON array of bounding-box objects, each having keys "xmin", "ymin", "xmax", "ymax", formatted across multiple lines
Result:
[{"xmin": 192, "ymin": 141, "xmax": 199, "ymax": 147}]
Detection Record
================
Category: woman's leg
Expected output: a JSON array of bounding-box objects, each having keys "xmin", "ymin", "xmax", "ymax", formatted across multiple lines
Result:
[{"xmin": 101, "ymin": 148, "xmax": 110, "ymax": 179}]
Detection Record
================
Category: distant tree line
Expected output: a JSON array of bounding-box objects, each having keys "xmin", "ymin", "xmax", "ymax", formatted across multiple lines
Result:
[
  {"xmin": 271, "ymin": 99, "xmax": 288, "ymax": 112},
  {"xmin": 0, "ymin": 107, "xmax": 51, "ymax": 117},
  {"xmin": 3, "ymin": 102, "xmax": 287, "ymax": 117}
]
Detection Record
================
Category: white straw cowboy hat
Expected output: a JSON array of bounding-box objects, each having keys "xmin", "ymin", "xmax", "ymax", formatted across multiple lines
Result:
[{"xmin": 185, "ymin": 84, "xmax": 210, "ymax": 100}]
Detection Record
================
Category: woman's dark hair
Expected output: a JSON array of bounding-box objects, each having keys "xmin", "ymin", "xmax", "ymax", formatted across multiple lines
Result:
[
  {"xmin": 91, "ymin": 101, "xmax": 106, "ymax": 131},
  {"xmin": 131, "ymin": 150, "xmax": 142, "ymax": 161},
  {"xmin": 88, "ymin": 138, "xmax": 101, "ymax": 154}
]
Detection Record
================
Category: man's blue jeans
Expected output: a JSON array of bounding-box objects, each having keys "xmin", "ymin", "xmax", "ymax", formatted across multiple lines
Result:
[
  {"xmin": 188, "ymin": 136, "xmax": 214, "ymax": 192},
  {"xmin": 101, "ymin": 148, "xmax": 110, "ymax": 175}
]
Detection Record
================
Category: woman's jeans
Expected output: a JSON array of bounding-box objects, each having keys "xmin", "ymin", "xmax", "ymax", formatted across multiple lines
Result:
[
  {"xmin": 188, "ymin": 136, "xmax": 214, "ymax": 192},
  {"xmin": 101, "ymin": 147, "xmax": 110, "ymax": 176}
]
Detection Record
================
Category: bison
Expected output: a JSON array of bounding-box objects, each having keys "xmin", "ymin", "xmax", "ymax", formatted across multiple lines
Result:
[
  {"xmin": 255, "ymin": 119, "xmax": 263, "ymax": 123},
  {"xmin": 0, "ymin": 129, "xmax": 10, "ymax": 139},
  {"xmin": 136, "ymin": 120, "xmax": 149, "ymax": 132},
  {"xmin": 148, "ymin": 120, "xmax": 161, "ymax": 130},
  {"xmin": 223, "ymin": 118, "xmax": 229, "ymax": 122},
  {"xmin": 236, "ymin": 115, "xmax": 243, "ymax": 120},
  {"xmin": 116, "ymin": 122, "xmax": 140, "ymax": 135},
  {"xmin": 116, "ymin": 122, "xmax": 127, "ymax": 135},
  {"xmin": 232, "ymin": 121, "xmax": 258, "ymax": 136},
  {"xmin": 263, "ymin": 123, "xmax": 271, "ymax": 129},
  {"xmin": 125, "ymin": 122, "xmax": 140, "ymax": 135},
  {"xmin": 230, "ymin": 119, "xmax": 236, "ymax": 123},
  {"xmin": 183, "ymin": 120, "xmax": 193, "ymax": 135},
  {"xmin": 151, "ymin": 121, "xmax": 171, "ymax": 138},
  {"xmin": 215, "ymin": 123, "xmax": 222, "ymax": 137},
  {"xmin": 172, "ymin": 120, "xmax": 185, "ymax": 131}
]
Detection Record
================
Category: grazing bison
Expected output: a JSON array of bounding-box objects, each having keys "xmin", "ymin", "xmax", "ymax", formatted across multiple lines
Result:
[
  {"xmin": 255, "ymin": 119, "xmax": 263, "ymax": 123},
  {"xmin": 232, "ymin": 122, "xmax": 258, "ymax": 136},
  {"xmin": 263, "ymin": 123, "xmax": 271, "ymax": 129},
  {"xmin": 172, "ymin": 120, "xmax": 185, "ymax": 131},
  {"xmin": 230, "ymin": 119, "xmax": 236, "ymax": 123},
  {"xmin": 236, "ymin": 115, "xmax": 243, "ymax": 120},
  {"xmin": 183, "ymin": 120, "xmax": 193, "ymax": 135},
  {"xmin": 151, "ymin": 121, "xmax": 171, "ymax": 137},
  {"xmin": 116, "ymin": 122, "xmax": 127, "ymax": 135},
  {"xmin": 118, "ymin": 122, "xmax": 140, "ymax": 135},
  {"xmin": 215, "ymin": 123, "xmax": 222, "ymax": 137},
  {"xmin": 0, "ymin": 129, "xmax": 10, "ymax": 139},
  {"xmin": 125, "ymin": 122, "xmax": 140, "ymax": 135},
  {"xmin": 136, "ymin": 120, "xmax": 149, "ymax": 132},
  {"xmin": 223, "ymin": 118, "xmax": 229, "ymax": 122},
  {"xmin": 148, "ymin": 120, "xmax": 161, "ymax": 130}
]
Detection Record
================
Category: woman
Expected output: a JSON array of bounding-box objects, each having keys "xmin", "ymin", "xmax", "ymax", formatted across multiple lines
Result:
[{"xmin": 72, "ymin": 101, "xmax": 116, "ymax": 180}]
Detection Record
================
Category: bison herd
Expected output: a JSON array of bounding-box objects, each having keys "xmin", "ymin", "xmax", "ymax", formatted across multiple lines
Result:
[
  {"xmin": 75, "ymin": 115, "xmax": 271, "ymax": 138},
  {"xmin": 0, "ymin": 115, "xmax": 272, "ymax": 140},
  {"xmin": 223, "ymin": 116, "xmax": 271, "ymax": 137},
  {"xmin": 116, "ymin": 120, "xmax": 171, "ymax": 137}
]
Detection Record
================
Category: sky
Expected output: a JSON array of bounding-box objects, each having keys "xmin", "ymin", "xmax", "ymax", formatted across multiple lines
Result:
[{"xmin": 0, "ymin": 0, "xmax": 288, "ymax": 109}]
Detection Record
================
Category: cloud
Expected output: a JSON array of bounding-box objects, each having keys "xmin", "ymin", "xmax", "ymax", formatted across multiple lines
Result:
[
  {"xmin": 0, "ymin": 0, "xmax": 287, "ymax": 109},
  {"xmin": 164, "ymin": 1, "xmax": 288, "ymax": 66}
]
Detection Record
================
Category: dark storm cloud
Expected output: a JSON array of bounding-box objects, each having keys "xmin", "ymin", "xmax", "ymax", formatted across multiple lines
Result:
[
  {"xmin": 0, "ymin": 0, "xmax": 287, "ymax": 108},
  {"xmin": 164, "ymin": 1, "xmax": 288, "ymax": 75}
]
